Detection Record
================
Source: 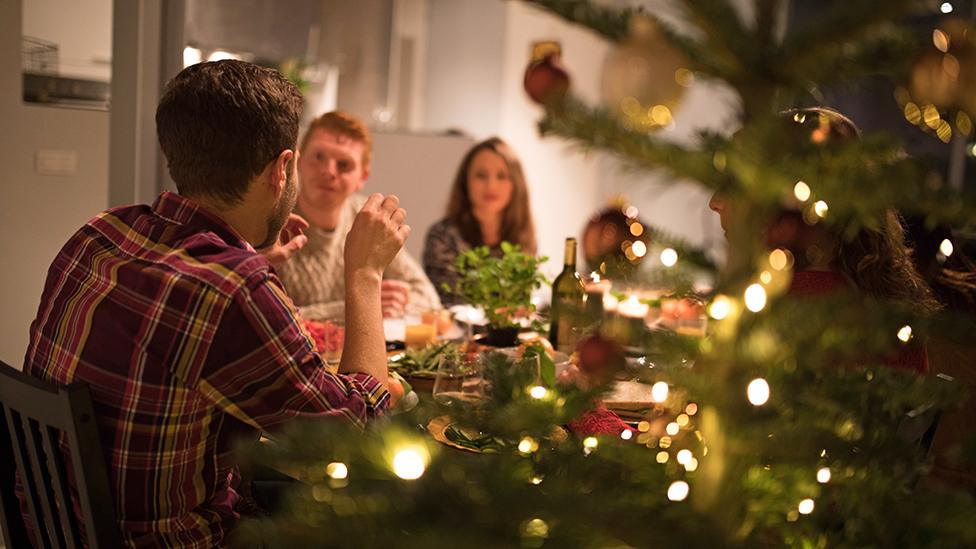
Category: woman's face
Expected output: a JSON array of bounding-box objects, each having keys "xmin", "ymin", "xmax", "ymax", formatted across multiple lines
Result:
[{"xmin": 467, "ymin": 149, "xmax": 514, "ymax": 218}]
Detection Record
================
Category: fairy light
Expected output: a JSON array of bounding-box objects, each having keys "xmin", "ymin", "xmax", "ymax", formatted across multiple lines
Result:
[
  {"xmin": 941, "ymin": 2, "xmax": 954, "ymax": 13},
  {"xmin": 632, "ymin": 241, "xmax": 648, "ymax": 258},
  {"xmin": 660, "ymin": 247, "xmax": 678, "ymax": 267},
  {"xmin": 326, "ymin": 462, "xmax": 348, "ymax": 480},
  {"xmin": 933, "ymin": 29, "xmax": 950, "ymax": 53},
  {"xmin": 621, "ymin": 429, "xmax": 633, "ymax": 440},
  {"xmin": 940, "ymin": 238, "xmax": 954, "ymax": 257},
  {"xmin": 817, "ymin": 467, "xmax": 832, "ymax": 484},
  {"xmin": 529, "ymin": 385, "xmax": 548, "ymax": 399},
  {"xmin": 523, "ymin": 518, "xmax": 549, "ymax": 538},
  {"xmin": 667, "ymin": 481, "xmax": 690, "ymax": 502},
  {"xmin": 760, "ymin": 271, "xmax": 772, "ymax": 285},
  {"xmin": 392, "ymin": 447, "xmax": 427, "ymax": 480},
  {"xmin": 897, "ymin": 325, "xmax": 913, "ymax": 343},
  {"xmin": 659, "ymin": 436, "xmax": 673, "ymax": 449},
  {"xmin": 656, "ymin": 451, "xmax": 669, "ymax": 463},
  {"xmin": 630, "ymin": 222, "xmax": 644, "ymax": 236},
  {"xmin": 530, "ymin": 475, "xmax": 544, "ymax": 485},
  {"xmin": 666, "ymin": 422, "xmax": 680, "ymax": 436},
  {"xmin": 747, "ymin": 378, "xmax": 770, "ymax": 406},
  {"xmin": 904, "ymin": 102, "xmax": 922, "ymax": 125},
  {"xmin": 676, "ymin": 449, "xmax": 693, "ymax": 465},
  {"xmin": 769, "ymin": 249, "xmax": 790, "ymax": 271},
  {"xmin": 813, "ymin": 200, "xmax": 829, "ymax": 218},
  {"xmin": 518, "ymin": 437, "xmax": 539, "ymax": 454},
  {"xmin": 685, "ymin": 458, "xmax": 699, "ymax": 472},
  {"xmin": 651, "ymin": 381, "xmax": 669, "ymax": 403},
  {"xmin": 638, "ymin": 421, "xmax": 651, "ymax": 432},
  {"xmin": 793, "ymin": 181, "xmax": 811, "ymax": 202},
  {"xmin": 744, "ymin": 284, "xmax": 767, "ymax": 312},
  {"xmin": 798, "ymin": 498, "xmax": 815, "ymax": 515},
  {"xmin": 583, "ymin": 437, "xmax": 599, "ymax": 450},
  {"xmin": 708, "ymin": 295, "xmax": 732, "ymax": 320},
  {"xmin": 651, "ymin": 105, "xmax": 673, "ymax": 125},
  {"xmin": 624, "ymin": 205, "xmax": 639, "ymax": 218},
  {"xmin": 676, "ymin": 413, "xmax": 690, "ymax": 427},
  {"xmin": 685, "ymin": 403, "xmax": 699, "ymax": 415}
]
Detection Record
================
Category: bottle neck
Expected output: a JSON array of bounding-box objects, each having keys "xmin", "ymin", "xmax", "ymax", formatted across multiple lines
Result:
[{"xmin": 563, "ymin": 238, "xmax": 577, "ymax": 269}]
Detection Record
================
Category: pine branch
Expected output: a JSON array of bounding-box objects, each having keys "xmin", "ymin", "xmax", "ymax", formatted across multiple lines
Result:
[{"xmin": 520, "ymin": 0, "xmax": 639, "ymax": 42}]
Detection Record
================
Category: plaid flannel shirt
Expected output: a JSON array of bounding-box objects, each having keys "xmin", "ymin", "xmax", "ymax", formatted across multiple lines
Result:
[{"xmin": 24, "ymin": 191, "xmax": 388, "ymax": 548}]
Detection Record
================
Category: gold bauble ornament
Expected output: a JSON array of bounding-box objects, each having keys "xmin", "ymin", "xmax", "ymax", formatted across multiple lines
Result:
[
  {"xmin": 602, "ymin": 16, "xmax": 690, "ymax": 131},
  {"xmin": 909, "ymin": 18, "xmax": 976, "ymax": 117}
]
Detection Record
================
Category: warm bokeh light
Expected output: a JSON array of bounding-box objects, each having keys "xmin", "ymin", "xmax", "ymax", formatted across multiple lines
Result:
[
  {"xmin": 813, "ymin": 200, "xmax": 829, "ymax": 218},
  {"xmin": 940, "ymin": 238, "xmax": 954, "ymax": 257},
  {"xmin": 519, "ymin": 437, "xmax": 539, "ymax": 454},
  {"xmin": 685, "ymin": 403, "xmax": 699, "ymax": 415},
  {"xmin": 817, "ymin": 467, "xmax": 831, "ymax": 484},
  {"xmin": 709, "ymin": 295, "xmax": 732, "ymax": 320},
  {"xmin": 744, "ymin": 284, "xmax": 767, "ymax": 312},
  {"xmin": 632, "ymin": 241, "xmax": 648, "ymax": 258},
  {"xmin": 769, "ymin": 249, "xmax": 791, "ymax": 271},
  {"xmin": 933, "ymin": 29, "xmax": 950, "ymax": 53},
  {"xmin": 676, "ymin": 449, "xmax": 693, "ymax": 465},
  {"xmin": 668, "ymin": 481, "xmax": 690, "ymax": 501},
  {"xmin": 685, "ymin": 458, "xmax": 699, "ymax": 472},
  {"xmin": 747, "ymin": 378, "xmax": 770, "ymax": 406},
  {"xmin": 793, "ymin": 181, "xmax": 811, "ymax": 201},
  {"xmin": 630, "ymin": 222, "xmax": 644, "ymax": 236},
  {"xmin": 760, "ymin": 270, "xmax": 772, "ymax": 285},
  {"xmin": 621, "ymin": 429, "xmax": 633, "ymax": 440},
  {"xmin": 897, "ymin": 325, "xmax": 913, "ymax": 343},
  {"xmin": 583, "ymin": 436, "xmax": 599, "ymax": 450},
  {"xmin": 651, "ymin": 381, "xmax": 669, "ymax": 403},
  {"xmin": 392, "ymin": 447, "xmax": 427, "ymax": 480},
  {"xmin": 660, "ymin": 247, "xmax": 678, "ymax": 267},
  {"xmin": 798, "ymin": 498, "xmax": 815, "ymax": 515},
  {"xmin": 942, "ymin": 2, "xmax": 954, "ymax": 14},
  {"xmin": 666, "ymin": 422, "xmax": 680, "ymax": 436},
  {"xmin": 676, "ymin": 413, "xmax": 690, "ymax": 427},
  {"xmin": 656, "ymin": 451, "xmax": 669, "ymax": 463},
  {"xmin": 326, "ymin": 462, "xmax": 348, "ymax": 480},
  {"xmin": 529, "ymin": 385, "xmax": 548, "ymax": 399}
]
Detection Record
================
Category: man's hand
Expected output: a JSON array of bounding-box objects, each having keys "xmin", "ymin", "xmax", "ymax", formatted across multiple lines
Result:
[
  {"xmin": 344, "ymin": 194, "xmax": 410, "ymax": 281},
  {"xmin": 260, "ymin": 214, "xmax": 309, "ymax": 267},
  {"xmin": 380, "ymin": 280, "xmax": 409, "ymax": 318}
]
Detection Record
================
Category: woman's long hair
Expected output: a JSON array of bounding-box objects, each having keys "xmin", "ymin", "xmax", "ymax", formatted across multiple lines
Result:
[
  {"xmin": 445, "ymin": 137, "xmax": 537, "ymax": 253},
  {"xmin": 782, "ymin": 107, "xmax": 941, "ymax": 312}
]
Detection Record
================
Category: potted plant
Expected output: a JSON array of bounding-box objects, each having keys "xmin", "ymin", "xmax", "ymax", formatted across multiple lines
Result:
[{"xmin": 450, "ymin": 242, "xmax": 548, "ymax": 347}]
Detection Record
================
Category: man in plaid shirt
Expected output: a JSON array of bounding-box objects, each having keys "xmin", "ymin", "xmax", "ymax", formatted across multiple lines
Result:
[{"xmin": 23, "ymin": 60, "xmax": 408, "ymax": 547}]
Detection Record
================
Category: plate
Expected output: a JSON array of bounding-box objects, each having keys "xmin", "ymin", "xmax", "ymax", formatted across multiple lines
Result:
[
  {"xmin": 427, "ymin": 416, "xmax": 505, "ymax": 454},
  {"xmin": 603, "ymin": 380, "xmax": 658, "ymax": 419}
]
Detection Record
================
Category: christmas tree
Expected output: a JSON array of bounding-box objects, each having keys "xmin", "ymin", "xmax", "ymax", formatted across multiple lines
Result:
[{"xmin": 238, "ymin": 1, "xmax": 976, "ymax": 546}]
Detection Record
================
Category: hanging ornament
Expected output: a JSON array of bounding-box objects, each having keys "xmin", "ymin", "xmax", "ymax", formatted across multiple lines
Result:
[
  {"xmin": 524, "ymin": 41, "xmax": 571, "ymax": 106},
  {"xmin": 577, "ymin": 333, "xmax": 626, "ymax": 385},
  {"xmin": 601, "ymin": 15, "xmax": 690, "ymax": 131},
  {"xmin": 909, "ymin": 18, "xmax": 976, "ymax": 118}
]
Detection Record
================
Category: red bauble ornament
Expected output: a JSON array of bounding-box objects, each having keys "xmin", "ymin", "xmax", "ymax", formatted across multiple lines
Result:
[
  {"xmin": 577, "ymin": 334, "xmax": 626, "ymax": 385},
  {"xmin": 524, "ymin": 53, "xmax": 570, "ymax": 105}
]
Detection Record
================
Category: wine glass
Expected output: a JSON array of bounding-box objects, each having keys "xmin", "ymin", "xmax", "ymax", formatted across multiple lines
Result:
[{"xmin": 432, "ymin": 354, "xmax": 483, "ymax": 406}]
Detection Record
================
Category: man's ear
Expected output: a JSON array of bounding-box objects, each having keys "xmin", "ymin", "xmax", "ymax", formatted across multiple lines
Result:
[
  {"xmin": 357, "ymin": 164, "xmax": 370, "ymax": 192},
  {"xmin": 270, "ymin": 149, "xmax": 294, "ymax": 197}
]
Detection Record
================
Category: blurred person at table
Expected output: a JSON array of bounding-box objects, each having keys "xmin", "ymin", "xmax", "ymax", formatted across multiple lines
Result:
[
  {"xmin": 423, "ymin": 137, "xmax": 538, "ymax": 305},
  {"xmin": 23, "ymin": 60, "xmax": 404, "ymax": 548},
  {"xmin": 277, "ymin": 111, "xmax": 441, "ymax": 319},
  {"xmin": 708, "ymin": 106, "xmax": 939, "ymax": 374}
]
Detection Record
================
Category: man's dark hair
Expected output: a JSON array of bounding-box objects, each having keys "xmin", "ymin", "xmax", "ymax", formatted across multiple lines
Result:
[{"xmin": 156, "ymin": 60, "xmax": 304, "ymax": 204}]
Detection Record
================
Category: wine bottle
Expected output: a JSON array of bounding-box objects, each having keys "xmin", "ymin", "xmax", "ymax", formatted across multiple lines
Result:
[{"xmin": 549, "ymin": 237, "xmax": 586, "ymax": 353}]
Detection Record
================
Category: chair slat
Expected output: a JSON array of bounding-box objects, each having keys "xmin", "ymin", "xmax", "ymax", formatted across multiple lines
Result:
[
  {"xmin": 6, "ymin": 409, "xmax": 52, "ymax": 549},
  {"xmin": 0, "ymin": 404, "xmax": 31, "ymax": 548},
  {"xmin": 23, "ymin": 416, "xmax": 66, "ymax": 549},
  {"xmin": 42, "ymin": 425, "xmax": 81, "ymax": 549}
]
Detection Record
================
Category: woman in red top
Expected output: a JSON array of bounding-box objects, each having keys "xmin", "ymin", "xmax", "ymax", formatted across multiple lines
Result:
[{"xmin": 709, "ymin": 107, "xmax": 940, "ymax": 374}]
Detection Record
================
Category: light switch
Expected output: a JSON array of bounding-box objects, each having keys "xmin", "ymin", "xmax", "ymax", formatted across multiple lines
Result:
[{"xmin": 35, "ymin": 149, "xmax": 79, "ymax": 176}]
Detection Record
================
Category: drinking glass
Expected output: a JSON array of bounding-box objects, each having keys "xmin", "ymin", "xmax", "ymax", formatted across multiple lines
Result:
[{"xmin": 432, "ymin": 354, "xmax": 484, "ymax": 406}]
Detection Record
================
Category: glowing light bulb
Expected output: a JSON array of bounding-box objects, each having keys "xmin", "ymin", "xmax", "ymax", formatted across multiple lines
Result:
[
  {"xmin": 666, "ymin": 422, "xmax": 680, "ymax": 436},
  {"xmin": 744, "ymin": 284, "xmax": 767, "ymax": 312},
  {"xmin": 685, "ymin": 403, "xmax": 699, "ymax": 415},
  {"xmin": 656, "ymin": 451, "xmax": 669, "ymax": 463},
  {"xmin": 667, "ymin": 480, "xmax": 690, "ymax": 501},
  {"xmin": 660, "ymin": 248, "xmax": 678, "ymax": 267},
  {"xmin": 798, "ymin": 498, "xmax": 815, "ymax": 515},
  {"xmin": 530, "ymin": 475, "xmax": 543, "ymax": 485},
  {"xmin": 326, "ymin": 462, "xmax": 348, "ymax": 480},
  {"xmin": 518, "ymin": 437, "xmax": 539, "ymax": 454},
  {"xmin": 676, "ymin": 414, "xmax": 690, "ymax": 427},
  {"xmin": 685, "ymin": 458, "xmax": 699, "ymax": 471},
  {"xmin": 529, "ymin": 385, "xmax": 548, "ymax": 399},
  {"xmin": 632, "ymin": 241, "xmax": 648, "ymax": 258},
  {"xmin": 769, "ymin": 249, "xmax": 790, "ymax": 271},
  {"xmin": 940, "ymin": 238, "xmax": 954, "ymax": 257},
  {"xmin": 897, "ymin": 325, "xmax": 913, "ymax": 343},
  {"xmin": 651, "ymin": 381, "xmax": 669, "ymax": 403},
  {"xmin": 793, "ymin": 181, "xmax": 811, "ymax": 202},
  {"xmin": 747, "ymin": 378, "xmax": 770, "ymax": 406},
  {"xmin": 813, "ymin": 200, "xmax": 829, "ymax": 218},
  {"xmin": 676, "ymin": 449, "xmax": 693, "ymax": 465},
  {"xmin": 621, "ymin": 429, "xmax": 633, "ymax": 440},
  {"xmin": 392, "ymin": 448, "xmax": 426, "ymax": 480},
  {"xmin": 583, "ymin": 437, "xmax": 599, "ymax": 450},
  {"xmin": 817, "ymin": 467, "xmax": 831, "ymax": 484},
  {"xmin": 942, "ymin": 2, "xmax": 954, "ymax": 13},
  {"xmin": 709, "ymin": 295, "xmax": 732, "ymax": 320}
]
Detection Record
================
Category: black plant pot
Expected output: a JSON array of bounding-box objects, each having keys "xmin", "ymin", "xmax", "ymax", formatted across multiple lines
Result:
[{"xmin": 482, "ymin": 326, "xmax": 519, "ymax": 348}]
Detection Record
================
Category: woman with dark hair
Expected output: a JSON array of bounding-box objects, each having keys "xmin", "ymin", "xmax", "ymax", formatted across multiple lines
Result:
[
  {"xmin": 423, "ymin": 137, "xmax": 537, "ymax": 305},
  {"xmin": 709, "ymin": 106, "xmax": 940, "ymax": 373}
]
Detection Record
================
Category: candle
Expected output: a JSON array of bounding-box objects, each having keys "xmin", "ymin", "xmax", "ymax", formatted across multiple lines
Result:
[
  {"xmin": 617, "ymin": 294, "xmax": 649, "ymax": 319},
  {"xmin": 584, "ymin": 272, "xmax": 612, "ymax": 321}
]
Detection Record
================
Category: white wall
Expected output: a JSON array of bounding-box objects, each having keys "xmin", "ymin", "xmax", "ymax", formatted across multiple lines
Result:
[
  {"xmin": 22, "ymin": 0, "xmax": 112, "ymax": 81},
  {"xmin": 0, "ymin": 1, "xmax": 110, "ymax": 366}
]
